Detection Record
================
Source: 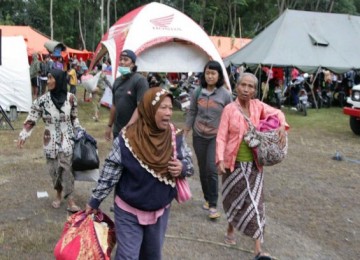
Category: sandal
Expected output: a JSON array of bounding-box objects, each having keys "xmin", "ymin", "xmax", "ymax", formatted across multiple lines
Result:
[
  {"xmin": 208, "ymin": 208, "xmax": 221, "ymax": 219},
  {"xmin": 67, "ymin": 205, "xmax": 81, "ymax": 213},
  {"xmin": 253, "ymin": 252, "xmax": 272, "ymax": 260},
  {"xmin": 52, "ymin": 200, "xmax": 61, "ymax": 209},
  {"xmin": 202, "ymin": 201, "xmax": 209, "ymax": 210},
  {"xmin": 224, "ymin": 233, "xmax": 236, "ymax": 245}
]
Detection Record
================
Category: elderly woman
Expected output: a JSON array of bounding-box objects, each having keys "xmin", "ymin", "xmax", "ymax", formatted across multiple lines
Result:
[
  {"xmin": 184, "ymin": 60, "xmax": 232, "ymax": 219},
  {"xmin": 216, "ymin": 72, "xmax": 288, "ymax": 260},
  {"xmin": 18, "ymin": 69, "xmax": 82, "ymax": 213},
  {"xmin": 86, "ymin": 87, "xmax": 194, "ymax": 259}
]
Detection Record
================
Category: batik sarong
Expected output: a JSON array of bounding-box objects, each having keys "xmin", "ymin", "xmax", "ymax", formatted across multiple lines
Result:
[{"xmin": 221, "ymin": 161, "xmax": 265, "ymax": 241}]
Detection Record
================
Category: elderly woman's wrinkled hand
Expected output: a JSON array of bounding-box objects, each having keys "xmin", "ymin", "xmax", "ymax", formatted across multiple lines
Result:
[
  {"xmin": 278, "ymin": 125, "xmax": 287, "ymax": 147},
  {"xmin": 168, "ymin": 158, "xmax": 183, "ymax": 177},
  {"xmin": 217, "ymin": 161, "xmax": 226, "ymax": 175}
]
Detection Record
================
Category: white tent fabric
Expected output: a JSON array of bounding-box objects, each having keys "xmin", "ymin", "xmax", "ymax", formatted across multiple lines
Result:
[
  {"xmin": 0, "ymin": 36, "xmax": 32, "ymax": 112},
  {"xmin": 91, "ymin": 2, "xmax": 230, "ymax": 89},
  {"xmin": 224, "ymin": 9, "xmax": 360, "ymax": 74}
]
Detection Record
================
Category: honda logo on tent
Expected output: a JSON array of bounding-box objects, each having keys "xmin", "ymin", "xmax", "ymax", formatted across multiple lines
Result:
[
  {"xmin": 150, "ymin": 14, "xmax": 181, "ymax": 31},
  {"xmin": 150, "ymin": 14, "xmax": 174, "ymax": 27},
  {"xmin": 108, "ymin": 22, "xmax": 131, "ymax": 39}
]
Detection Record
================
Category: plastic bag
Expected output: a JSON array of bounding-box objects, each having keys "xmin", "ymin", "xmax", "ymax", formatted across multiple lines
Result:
[
  {"xmin": 73, "ymin": 168, "xmax": 100, "ymax": 182},
  {"xmin": 72, "ymin": 132, "xmax": 99, "ymax": 171},
  {"xmin": 54, "ymin": 210, "xmax": 116, "ymax": 260},
  {"xmin": 82, "ymin": 72, "xmax": 100, "ymax": 92}
]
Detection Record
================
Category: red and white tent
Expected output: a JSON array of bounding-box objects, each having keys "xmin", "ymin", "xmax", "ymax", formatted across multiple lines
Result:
[{"xmin": 90, "ymin": 2, "xmax": 230, "ymax": 89}]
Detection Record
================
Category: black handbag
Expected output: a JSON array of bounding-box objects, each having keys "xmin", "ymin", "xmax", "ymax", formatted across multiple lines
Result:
[{"xmin": 72, "ymin": 132, "xmax": 99, "ymax": 171}]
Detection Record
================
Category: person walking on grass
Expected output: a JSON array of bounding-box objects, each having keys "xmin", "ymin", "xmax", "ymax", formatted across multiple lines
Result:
[
  {"xmin": 184, "ymin": 60, "xmax": 232, "ymax": 220},
  {"xmin": 68, "ymin": 63, "xmax": 78, "ymax": 95},
  {"xmin": 216, "ymin": 72, "xmax": 288, "ymax": 259},
  {"xmin": 30, "ymin": 53, "xmax": 41, "ymax": 99},
  {"xmin": 17, "ymin": 69, "xmax": 82, "ymax": 213}
]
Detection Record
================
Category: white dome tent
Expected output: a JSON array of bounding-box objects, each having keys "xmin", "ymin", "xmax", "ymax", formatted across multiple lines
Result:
[{"xmin": 90, "ymin": 2, "xmax": 230, "ymax": 89}]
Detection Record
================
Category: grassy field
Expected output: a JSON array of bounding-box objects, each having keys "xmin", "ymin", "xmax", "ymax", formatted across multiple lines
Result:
[{"xmin": 0, "ymin": 86, "xmax": 359, "ymax": 259}]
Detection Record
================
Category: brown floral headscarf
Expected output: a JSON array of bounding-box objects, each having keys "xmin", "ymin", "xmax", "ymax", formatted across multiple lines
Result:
[{"xmin": 124, "ymin": 87, "xmax": 174, "ymax": 185}]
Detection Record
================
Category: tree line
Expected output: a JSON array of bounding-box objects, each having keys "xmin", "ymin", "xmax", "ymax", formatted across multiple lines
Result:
[{"xmin": 1, "ymin": 0, "xmax": 360, "ymax": 51}]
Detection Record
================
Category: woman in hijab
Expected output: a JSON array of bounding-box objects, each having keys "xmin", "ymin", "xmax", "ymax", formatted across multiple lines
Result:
[
  {"xmin": 86, "ymin": 87, "xmax": 194, "ymax": 259},
  {"xmin": 18, "ymin": 69, "xmax": 82, "ymax": 213}
]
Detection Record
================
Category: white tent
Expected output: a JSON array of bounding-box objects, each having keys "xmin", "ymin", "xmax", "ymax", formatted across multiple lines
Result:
[
  {"xmin": 90, "ymin": 2, "xmax": 230, "ymax": 89},
  {"xmin": 0, "ymin": 36, "xmax": 32, "ymax": 112}
]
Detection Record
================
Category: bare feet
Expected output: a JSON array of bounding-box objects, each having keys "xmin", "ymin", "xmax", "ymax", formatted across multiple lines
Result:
[
  {"xmin": 224, "ymin": 223, "xmax": 236, "ymax": 245},
  {"xmin": 52, "ymin": 190, "xmax": 62, "ymax": 209}
]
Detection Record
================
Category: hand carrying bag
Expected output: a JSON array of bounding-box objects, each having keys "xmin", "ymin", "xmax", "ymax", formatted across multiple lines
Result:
[
  {"xmin": 169, "ymin": 123, "xmax": 192, "ymax": 203},
  {"xmin": 54, "ymin": 210, "xmax": 116, "ymax": 260},
  {"xmin": 72, "ymin": 131, "xmax": 100, "ymax": 171}
]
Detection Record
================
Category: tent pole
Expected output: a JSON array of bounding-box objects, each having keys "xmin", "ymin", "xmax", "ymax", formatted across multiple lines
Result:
[
  {"xmin": 261, "ymin": 64, "xmax": 273, "ymax": 102},
  {"xmin": 254, "ymin": 64, "xmax": 261, "ymax": 99},
  {"xmin": 254, "ymin": 64, "xmax": 261, "ymax": 75},
  {"xmin": 307, "ymin": 68, "xmax": 321, "ymax": 110}
]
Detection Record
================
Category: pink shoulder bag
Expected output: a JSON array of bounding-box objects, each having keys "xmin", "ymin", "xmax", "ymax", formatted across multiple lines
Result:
[{"xmin": 169, "ymin": 123, "xmax": 192, "ymax": 203}]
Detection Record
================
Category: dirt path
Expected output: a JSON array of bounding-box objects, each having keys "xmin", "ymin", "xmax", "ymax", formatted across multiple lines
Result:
[{"xmin": 0, "ymin": 111, "xmax": 359, "ymax": 260}]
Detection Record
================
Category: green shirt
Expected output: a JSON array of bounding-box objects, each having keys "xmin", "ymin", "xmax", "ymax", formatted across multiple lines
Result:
[{"xmin": 236, "ymin": 141, "xmax": 254, "ymax": 162}]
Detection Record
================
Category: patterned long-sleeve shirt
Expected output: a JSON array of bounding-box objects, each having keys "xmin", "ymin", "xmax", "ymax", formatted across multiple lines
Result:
[
  {"xmin": 89, "ymin": 130, "xmax": 194, "ymax": 209},
  {"xmin": 19, "ymin": 92, "xmax": 81, "ymax": 158}
]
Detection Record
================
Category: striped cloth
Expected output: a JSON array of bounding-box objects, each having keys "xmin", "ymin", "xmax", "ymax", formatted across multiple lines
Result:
[{"xmin": 221, "ymin": 162, "xmax": 265, "ymax": 241}]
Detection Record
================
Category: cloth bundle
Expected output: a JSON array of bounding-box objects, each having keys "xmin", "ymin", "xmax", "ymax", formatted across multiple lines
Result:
[
  {"xmin": 54, "ymin": 210, "xmax": 116, "ymax": 260},
  {"xmin": 243, "ymin": 114, "xmax": 288, "ymax": 166}
]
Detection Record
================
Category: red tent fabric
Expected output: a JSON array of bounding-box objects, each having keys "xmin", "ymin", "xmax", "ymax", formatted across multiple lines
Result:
[
  {"xmin": 0, "ymin": 25, "xmax": 93, "ymax": 61},
  {"xmin": 0, "ymin": 25, "xmax": 50, "ymax": 56},
  {"xmin": 209, "ymin": 36, "xmax": 251, "ymax": 59}
]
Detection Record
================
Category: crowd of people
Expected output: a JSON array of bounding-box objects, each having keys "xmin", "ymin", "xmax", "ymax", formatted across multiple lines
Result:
[
  {"xmin": 227, "ymin": 65, "xmax": 360, "ymax": 110},
  {"xmin": 29, "ymin": 53, "xmax": 90, "ymax": 100},
  {"xmin": 20, "ymin": 49, "xmax": 293, "ymax": 260}
]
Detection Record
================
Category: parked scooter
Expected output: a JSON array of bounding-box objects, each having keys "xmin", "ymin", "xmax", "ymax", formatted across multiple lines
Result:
[
  {"xmin": 332, "ymin": 84, "xmax": 347, "ymax": 107},
  {"xmin": 273, "ymin": 84, "xmax": 288, "ymax": 109},
  {"xmin": 287, "ymin": 75, "xmax": 309, "ymax": 116},
  {"xmin": 168, "ymin": 83, "xmax": 191, "ymax": 112},
  {"xmin": 321, "ymin": 87, "xmax": 332, "ymax": 108},
  {"xmin": 296, "ymin": 88, "xmax": 308, "ymax": 116}
]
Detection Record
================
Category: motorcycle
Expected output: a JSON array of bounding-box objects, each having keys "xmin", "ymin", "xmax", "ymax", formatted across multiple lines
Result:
[
  {"xmin": 296, "ymin": 88, "xmax": 308, "ymax": 116},
  {"xmin": 332, "ymin": 84, "xmax": 347, "ymax": 107},
  {"xmin": 321, "ymin": 88, "xmax": 332, "ymax": 108},
  {"xmin": 273, "ymin": 85, "xmax": 287, "ymax": 109},
  {"xmin": 168, "ymin": 84, "xmax": 191, "ymax": 112},
  {"xmin": 287, "ymin": 76, "xmax": 309, "ymax": 116}
]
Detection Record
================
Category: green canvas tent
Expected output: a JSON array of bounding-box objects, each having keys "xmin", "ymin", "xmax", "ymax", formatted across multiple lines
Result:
[{"xmin": 224, "ymin": 9, "xmax": 360, "ymax": 74}]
